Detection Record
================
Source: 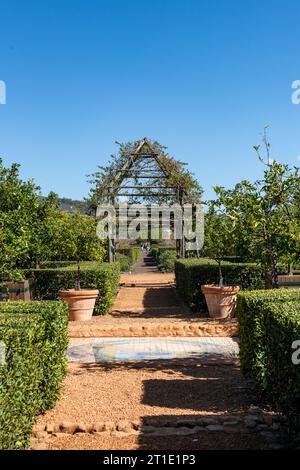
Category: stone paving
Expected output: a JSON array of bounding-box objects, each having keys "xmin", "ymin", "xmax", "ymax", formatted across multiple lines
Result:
[{"xmin": 68, "ymin": 337, "xmax": 239, "ymax": 363}]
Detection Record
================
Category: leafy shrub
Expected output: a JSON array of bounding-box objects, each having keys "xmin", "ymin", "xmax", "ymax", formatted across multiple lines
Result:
[
  {"xmin": 116, "ymin": 245, "xmax": 140, "ymax": 272},
  {"xmin": 118, "ymin": 245, "xmax": 140, "ymax": 265},
  {"xmin": 28, "ymin": 262, "xmax": 120, "ymax": 315},
  {"xmin": 150, "ymin": 246, "xmax": 159, "ymax": 262},
  {"xmin": 130, "ymin": 246, "xmax": 140, "ymax": 264},
  {"xmin": 175, "ymin": 258, "xmax": 265, "ymax": 312},
  {"xmin": 116, "ymin": 253, "xmax": 132, "ymax": 273},
  {"xmin": 151, "ymin": 247, "xmax": 177, "ymax": 272},
  {"xmin": 0, "ymin": 301, "xmax": 68, "ymax": 449},
  {"xmin": 237, "ymin": 290, "xmax": 300, "ymax": 428}
]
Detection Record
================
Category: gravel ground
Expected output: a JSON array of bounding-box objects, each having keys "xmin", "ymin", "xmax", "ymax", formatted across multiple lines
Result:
[
  {"xmin": 36, "ymin": 360, "xmax": 254, "ymax": 426},
  {"xmin": 45, "ymin": 431, "xmax": 269, "ymax": 450}
]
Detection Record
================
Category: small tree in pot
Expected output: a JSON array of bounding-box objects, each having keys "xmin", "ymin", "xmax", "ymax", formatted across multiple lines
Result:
[
  {"xmin": 201, "ymin": 204, "xmax": 240, "ymax": 319},
  {"xmin": 214, "ymin": 129, "xmax": 300, "ymax": 291},
  {"xmin": 58, "ymin": 211, "xmax": 105, "ymax": 321}
]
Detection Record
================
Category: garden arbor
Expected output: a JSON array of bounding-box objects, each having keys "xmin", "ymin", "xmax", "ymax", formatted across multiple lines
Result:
[{"xmin": 90, "ymin": 138, "xmax": 202, "ymax": 262}]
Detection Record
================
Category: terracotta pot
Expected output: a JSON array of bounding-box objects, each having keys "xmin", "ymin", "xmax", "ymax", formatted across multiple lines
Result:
[
  {"xmin": 201, "ymin": 285, "xmax": 240, "ymax": 319},
  {"xmin": 58, "ymin": 289, "xmax": 99, "ymax": 321}
]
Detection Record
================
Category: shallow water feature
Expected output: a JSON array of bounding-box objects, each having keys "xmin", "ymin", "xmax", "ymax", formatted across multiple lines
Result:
[{"xmin": 68, "ymin": 337, "xmax": 239, "ymax": 363}]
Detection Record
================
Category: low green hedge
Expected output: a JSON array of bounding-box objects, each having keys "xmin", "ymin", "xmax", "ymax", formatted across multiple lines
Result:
[
  {"xmin": 130, "ymin": 246, "xmax": 140, "ymax": 264},
  {"xmin": 175, "ymin": 259, "xmax": 265, "ymax": 312},
  {"xmin": 116, "ymin": 253, "xmax": 132, "ymax": 273},
  {"xmin": 39, "ymin": 261, "xmax": 78, "ymax": 268},
  {"xmin": 0, "ymin": 301, "xmax": 68, "ymax": 449},
  {"xmin": 28, "ymin": 262, "xmax": 120, "ymax": 315},
  {"xmin": 116, "ymin": 246, "xmax": 140, "ymax": 272},
  {"xmin": 118, "ymin": 246, "xmax": 140, "ymax": 264},
  {"xmin": 151, "ymin": 247, "xmax": 177, "ymax": 272},
  {"xmin": 237, "ymin": 290, "xmax": 300, "ymax": 428}
]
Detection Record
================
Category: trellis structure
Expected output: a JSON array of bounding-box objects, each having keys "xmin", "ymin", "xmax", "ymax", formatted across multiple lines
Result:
[{"xmin": 98, "ymin": 138, "xmax": 192, "ymax": 262}]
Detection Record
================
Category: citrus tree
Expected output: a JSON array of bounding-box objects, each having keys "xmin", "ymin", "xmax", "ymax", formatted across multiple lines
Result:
[
  {"xmin": 213, "ymin": 134, "xmax": 300, "ymax": 285},
  {"xmin": 52, "ymin": 211, "xmax": 105, "ymax": 289},
  {"xmin": 0, "ymin": 159, "xmax": 59, "ymax": 279}
]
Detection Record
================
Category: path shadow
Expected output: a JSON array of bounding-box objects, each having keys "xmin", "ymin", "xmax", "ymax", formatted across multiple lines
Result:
[
  {"xmin": 135, "ymin": 414, "xmax": 269, "ymax": 450},
  {"xmin": 133, "ymin": 253, "xmax": 159, "ymax": 274},
  {"xmin": 110, "ymin": 284, "xmax": 205, "ymax": 319}
]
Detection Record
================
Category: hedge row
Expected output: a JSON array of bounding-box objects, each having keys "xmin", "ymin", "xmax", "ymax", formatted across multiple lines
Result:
[
  {"xmin": 118, "ymin": 246, "xmax": 140, "ymax": 264},
  {"xmin": 0, "ymin": 301, "xmax": 68, "ymax": 449},
  {"xmin": 237, "ymin": 290, "xmax": 300, "ymax": 428},
  {"xmin": 151, "ymin": 247, "xmax": 177, "ymax": 272},
  {"xmin": 116, "ymin": 246, "xmax": 140, "ymax": 272},
  {"xmin": 28, "ymin": 262, "xmax": 120, "ymax": 315},
  {"xmin": 116, "ymin": 253, "xmax": 132, "ymax": 273},
  {"xmin": 175, "ymin": 259, "xmax": 265, "ymax": 312}
]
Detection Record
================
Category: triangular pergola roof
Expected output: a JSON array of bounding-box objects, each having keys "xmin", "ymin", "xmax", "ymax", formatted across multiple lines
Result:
[{"xmin": 105, "ymin": 138, "xmax": 186, "ymax": 199}]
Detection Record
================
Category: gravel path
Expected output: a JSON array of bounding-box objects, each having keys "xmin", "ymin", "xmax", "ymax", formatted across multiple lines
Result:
[
  {"xmin": 37, "ymin": 360, "xmax": 252, "ymax": 425},
  {"xmin": 45, "ymin": 431, "xmax": 269, "ymax": 450},
  {"xmin": 34, "ymin": 360, "xmax": 274, "ymax": 450}
]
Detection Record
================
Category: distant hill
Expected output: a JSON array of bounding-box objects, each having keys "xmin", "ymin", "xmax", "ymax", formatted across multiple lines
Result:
[{"xmin": 58, "ymin": 197, "xmax": 89, "ymax": 214}]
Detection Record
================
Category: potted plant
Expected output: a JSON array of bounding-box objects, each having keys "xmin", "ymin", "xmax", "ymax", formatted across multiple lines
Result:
[
  {"xmin": 58, "ymin": 212, "xmax": 103, "ymax": 321},
  {"xmin": 200, "ymin": 206, "xmax": 240, "ymax": 319}
]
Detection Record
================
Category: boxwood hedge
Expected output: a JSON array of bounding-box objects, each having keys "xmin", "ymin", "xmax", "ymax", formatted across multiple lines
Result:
[
  {"xmin": 237, "ymin": 290, "xmax": 300, "ymax": 429},
  {"xmin": 0, "ymin": 301, "xmax": 68, "ymax": 449},
  {"xmin": 117, "ymin": 246, "xmax": 140, "ymax": 265},
  {"xmin": 175, "ymin": 259, "xmax": 265, "ymax": 312},
  {"xmin": 28, "ymin": 261, "xmax": 120, "ymax": 315},
  {"xmin": 151, "ymin": 247, "xmax": 177, "ymax": 272}
]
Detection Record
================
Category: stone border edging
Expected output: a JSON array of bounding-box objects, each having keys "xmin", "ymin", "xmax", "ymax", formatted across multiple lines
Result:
[{"xmin": 32, "ymin": 406, "xmax": 285, "ymax": 449}]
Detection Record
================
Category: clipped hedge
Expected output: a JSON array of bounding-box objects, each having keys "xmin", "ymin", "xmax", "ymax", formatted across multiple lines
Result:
[
  {"xmin": 130, "ymin": 246, "xmax": 140, "ymax": 264},
  {"xmin": 28, "ymin": 262, "xmax": 120, "ymax": 315},
  {"xmin": 0, "ymin": 301, "xmax": 68, "ymax": 449},
  {"xmin": 118, "ymin": 246, "xmax": 140, "ymax": 264},
  {"xmin": 116, "ymin": 253, "xmax": 132, "ymax": 273},
  {"xmin": 175, "ymin": 259, "xmax": 265, "ymax": 312},
  {"xmin": 151, "ymin": 247, "xmax": 177, "ymax": 272},
  {"xmin": 237, "ymin": 290, "xmax": 300, "ymax": 428}
]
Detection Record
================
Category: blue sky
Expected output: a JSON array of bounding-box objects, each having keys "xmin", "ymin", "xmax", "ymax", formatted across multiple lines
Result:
[{"xmin": 1, "ymin": 0, "xmax": 300, "ymax": 201}]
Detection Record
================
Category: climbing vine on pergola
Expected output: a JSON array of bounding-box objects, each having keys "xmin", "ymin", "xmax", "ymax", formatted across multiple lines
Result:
[{"xmin": 88, "ymin": 138, "xmax": 202, "ymax": 261}]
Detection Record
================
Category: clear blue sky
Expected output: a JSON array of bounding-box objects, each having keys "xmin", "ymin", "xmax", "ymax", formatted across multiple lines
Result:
[{"xmin": 1, "ymin": 0, "xmax": 300, "ymax": 201}]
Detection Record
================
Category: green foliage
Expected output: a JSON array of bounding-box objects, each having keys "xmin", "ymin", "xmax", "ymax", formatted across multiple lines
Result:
[
  {"xmin": 0, "ymin": 160, "xmax": 105, "ymax": 280},
  {"xmin": 0, "ymin": 301, "xmax": 68, "ymax": 449},
  {"xmin": 116, "ymin": 245, "xmax": 140, "ymax": 272},
  {"xmin": 87, "ymin": 139, "xmax": 203, "ymax": 208},
  {"xmin": 29, "ymin": 262, "xmax": 120, "ymax": 315},
  {"xmin": 237, "ymin": 290, "xmax": 300, "ymax": 428},
  {"xmin": 116, "ymin": 253, "xmax": 132, "ymax": 272},
  {"xmin": 130, "ymin": 246, "xmax": 141, "ymax": 264},
  {"xmin": 48, "ymin": 211, "xmax": 105, "ymax": 289},
  {"xmin": 175, "ymin": 258, "xmax": 265, "ymax": 311},
  {"xmin": 213, "ymin": 131, "xmax": 300, "ymax": 284},
  {"xmin": 151, "ymin": 246, "xmax": 177, "ymax": 272},
  {"xmin": 201, "ymin": 206, "xmax": 236, "ymax": 260},
  {"xmin": 51, "ymin": 211, "xmax": 105, "ymax": 263},
  {"xmin": 0, "ymin": 159, "xmax": 59, "ymax": 279}
]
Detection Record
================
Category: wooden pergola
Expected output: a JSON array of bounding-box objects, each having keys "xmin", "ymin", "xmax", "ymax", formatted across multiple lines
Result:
[{"xmin": 99, "ymin": 138, "xmax": 188, "ymax": 262}]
